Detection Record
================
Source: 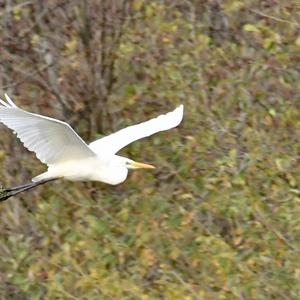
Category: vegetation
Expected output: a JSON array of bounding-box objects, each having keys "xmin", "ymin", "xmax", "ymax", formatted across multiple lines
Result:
[{"xmin": 0, "ymin": 0, "xmax": 299, "ymax": 299}]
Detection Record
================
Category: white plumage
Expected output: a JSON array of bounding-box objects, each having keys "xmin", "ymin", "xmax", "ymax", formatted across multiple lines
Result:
[
  {"xmin": 89, "ymin": 104, "xmax": 184, "ymax": 154},
  {"xmin": 0, "ymin": 94, "xmax": 183, "ymax": 185}
]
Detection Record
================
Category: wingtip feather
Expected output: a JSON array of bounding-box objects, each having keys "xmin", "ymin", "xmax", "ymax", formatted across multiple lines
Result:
[
  {"xmin": 0, "ymin": 98, "xmax": 10, "ymax": 107},
  {"xmin": 178, "ymin": 104, "xmax": 184, "ymax": 114},
  {"xmin": 4, "ymin": 94, "xmax": 18, "ymax": 107},
  {"xmin": 174, "ymin": 104, "xmax": 184, "ymax": 125}
]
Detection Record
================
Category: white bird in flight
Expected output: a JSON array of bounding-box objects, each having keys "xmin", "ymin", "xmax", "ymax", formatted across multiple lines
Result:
[{"xmin": 0, "ymin": 94, "xmax": 183, "ymax": 201}]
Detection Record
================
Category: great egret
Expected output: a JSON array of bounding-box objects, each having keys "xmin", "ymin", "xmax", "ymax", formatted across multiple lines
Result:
[{"xmin": 0, "ymin": 94, "xmax": 183, "ymax": 201}]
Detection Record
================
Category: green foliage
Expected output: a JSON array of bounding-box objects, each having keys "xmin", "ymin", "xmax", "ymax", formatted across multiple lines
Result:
[{"xmin": 1, "ymin": 0, "xmax": 300, "ymax": 299}]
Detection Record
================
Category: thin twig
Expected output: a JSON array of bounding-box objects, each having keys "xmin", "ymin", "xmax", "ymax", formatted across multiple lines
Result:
[
  {"xmin": 167, "ymin": 269, "xmax": 203, "ymax": 300},
  {"xmin": 1, "ymin": 64, "xmax": 52, "ymax": 89},
  {"xmin": 254, "ymin": 206, "xmax": 299, "ymax": 252},
  {"xmin": 0, "ymin": 1, "xmax": 33, "ymax": 17},
  {"xmin": 250, "ymin": 9, "xmax": 300, "ymax": 28}
]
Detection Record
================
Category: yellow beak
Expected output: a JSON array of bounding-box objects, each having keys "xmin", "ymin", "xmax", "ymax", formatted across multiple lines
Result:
[{"xmin": 129, "ymin": 161, "xmax": 155, "ymax": 169}]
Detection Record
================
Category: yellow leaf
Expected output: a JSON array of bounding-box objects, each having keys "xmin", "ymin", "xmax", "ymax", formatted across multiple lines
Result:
[
  {"xmin": 31, "ymin": 34, "xmax": 40, "ymax": 46},
  {"xmin": 0, "ymin": 150, "xmax": 5, "ymax": 159},
  {"xmin": 263, "ymin": 38, "xmax": 273, "ymax": 49},
  {"xmin": 229, "ymin": 148, "xmax": 237, "ymax": 160},
  {"xmin": 243, "ymin": 24, "xmax": 260, "ymax": 33},
  {"xmin": 286, "ymin": 173, "xmax": 296, "ymax": 187},
  {"xmin": 13, "ymin": 7, "xmax": 21, "ymax": 21},
  {"xmin": 275, "ymin": 158, "xmax": 283, "ymax": 171},
  {"xmin": 268, "ymin": 108, "xmax": 276, "ymax": 117},
  {"xmin": 133, "ymin": 0, "xmax": 143, "ymax": 11},
  {"xmin": 65, "ymin": 38, "xmax": 77, "ymax": 53},
  {"xmin": 170, "ymin": 247, "xmax": 181, "ymax": 260},
  {"xmin": 180, "ymin": 193, "xmax": 194, "ymax": 200},
  {"xmin": 224, "ymin": 1, "xmax": 245, "ymax": 12},
  {"xmin": 145, "ymin": 5, "xmax": 154, "ymax": 17}
]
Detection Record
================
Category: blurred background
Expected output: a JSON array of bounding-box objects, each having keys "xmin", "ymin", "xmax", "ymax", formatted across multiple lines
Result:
[{"xmin": 0, "ymin": 0, "xmax": 300, "ymax": 299}]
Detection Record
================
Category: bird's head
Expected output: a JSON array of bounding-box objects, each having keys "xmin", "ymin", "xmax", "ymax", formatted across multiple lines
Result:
[
  {"xmin": 101, "ymin": 155, "xmax": 155, "ymax": 185},
  {"xmin": 96, "ymin": 155, "xmax": 155, "ymax": 185}
]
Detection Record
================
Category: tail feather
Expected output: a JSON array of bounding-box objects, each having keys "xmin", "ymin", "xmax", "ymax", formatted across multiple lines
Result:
[
  {"xmin": 32, "ymin": 171, "xmax": 57, "ymax": 182},
  {"xmin": 32, "ymin": 172, "xmax": 48, "ymax": 182}
]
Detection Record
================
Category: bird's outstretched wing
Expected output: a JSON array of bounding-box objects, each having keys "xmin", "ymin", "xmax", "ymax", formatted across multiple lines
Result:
[
  {"xmin": 89, "ymin": 105, "xmax": 184, "ymax": 154},
  {"xmin": 0, "ymin": 94, "xmax": 95, "ymax": 165}
]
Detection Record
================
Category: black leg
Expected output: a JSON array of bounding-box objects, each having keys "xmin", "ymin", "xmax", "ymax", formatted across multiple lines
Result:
[{"xmin": 0, "ymin": 178, "xmax": 58, "ymax": 202}]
